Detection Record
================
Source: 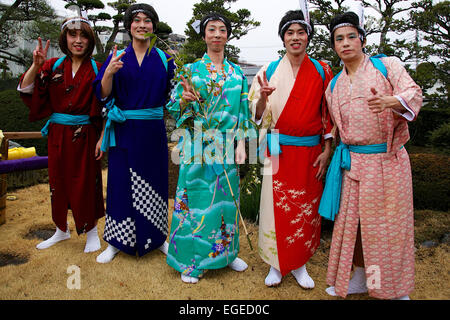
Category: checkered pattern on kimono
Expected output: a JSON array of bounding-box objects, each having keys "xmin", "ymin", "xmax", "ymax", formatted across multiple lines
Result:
[
  {"xmin": 144, "ymin": 238, "xmax": 152, "ymax": 250},
  {"xmin": 103, "ymin": 214, "xmax": 136, "ymax": 247},
  {"xmin": 130, "ymin": 168, "xmax": 169, "ymax": 235}
]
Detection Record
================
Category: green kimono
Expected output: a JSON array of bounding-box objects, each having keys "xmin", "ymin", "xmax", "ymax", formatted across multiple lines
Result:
[{"xmin": 166, "ymin": 53, "xmax": 250, "ymax": 278}]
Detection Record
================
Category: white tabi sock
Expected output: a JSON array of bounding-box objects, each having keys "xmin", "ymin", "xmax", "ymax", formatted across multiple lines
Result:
[
  {"xmin": 96, "ymin": 244, "xmax": 120, "ymax": 263},
  {"xmin": 326, "ymin": 266, "xmax": 368, "ymax": 296},
  {"xmin": 36, "ymin": 225, "xmax": 71, "ymax": 250},
  {"xmin": 228, "ymin": 257, "xmax": 248, "ymax": 272},
  {"xmin": 291, "ymin": 265, "xmax": 315, "ymax": 289},
  {"xmin": 84, "ymin": 225, "xmax": 101, "ymax": 253},
  {"xmin": 158, "ymin": 241, "xmax": 169, "ymax": 255},
  {"xmin": 265, "ymin": 266, "xmax": 282, "ymax": 287},
  {"xmin": 181, "ymin": 274, "xmax": 199, "ymax": 284}
]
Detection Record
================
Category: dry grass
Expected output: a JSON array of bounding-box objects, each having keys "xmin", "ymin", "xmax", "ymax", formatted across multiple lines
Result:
[{"xmin": 0, "ymin": 170, "xmax": 449, "ymax": 300}]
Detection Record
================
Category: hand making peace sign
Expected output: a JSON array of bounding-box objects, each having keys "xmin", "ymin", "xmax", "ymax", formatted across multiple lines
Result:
[
  {"xmin": 105, "ymin": 45, "xmax": 126, "ymax": 77},
  {"xmin": 180, "ymin": 75, "xmax": 198, "ymax": 105},
  {"xmin": 257, "ymin": 70, "xmax": 276, "ymax": 99},
  {"xmin": 33, "ymin": 37, "xmax": 50, "ymax": 69}
]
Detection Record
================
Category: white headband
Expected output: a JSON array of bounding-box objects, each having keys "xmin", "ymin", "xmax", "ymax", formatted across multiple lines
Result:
[
  {"xmin": 280, "ymin": 19, "xmax": 312, "ymax": 37},
  {"xmin": 61, "ymin": 18, "xmax": 92, "ymax": 31},
  {"xmin": 202, "ymin": 16, "xmax": 227, "ymax": 28},
  {"xmin": 332, "ymin": 22, "xmax": 366, "ymax": 41},
  {"xmin": 331, "ymin": 22, "xmax": 354, "ymax": 33},
  {"xmin": 132, "ymin": 9, "xmax": 146, "ymax": 15}
]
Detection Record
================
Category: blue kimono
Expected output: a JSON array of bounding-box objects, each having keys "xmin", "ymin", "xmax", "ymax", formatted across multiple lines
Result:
[{"xmin": 93, "ymin": 43, "xmax": 175, "ymax": 256}]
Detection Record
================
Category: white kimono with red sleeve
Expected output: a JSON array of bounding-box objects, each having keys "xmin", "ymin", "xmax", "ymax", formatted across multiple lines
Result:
[{"xmin": 249, "ymin": 55, "xmax": 333, "ymax": 275}]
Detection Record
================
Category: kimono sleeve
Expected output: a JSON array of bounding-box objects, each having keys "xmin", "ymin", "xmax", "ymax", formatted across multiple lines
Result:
[
  {"xmin": 320, "ymin": 61, "xmax": 334, "ymax": 139},
  {"xmin": 324, "ymin": 81, "xmax": 339, "ymax": 140},
  {"xmin": 165, "ymin": 54, "xmax": 176, "ymax": 100},
  {"xmin": 18, "ymin": 58, "xmax": 58, "ymax": 122},
  {"xmin": 384, "ymin": 56, "xmax": 423, "ymax": 121},
  {"xmin": 236, "ymin": 69, "xmax": 253, "ymax": 141},
  {"xmin": 88, "ymin": 60, "xmax": 104, "ymax": 131}
]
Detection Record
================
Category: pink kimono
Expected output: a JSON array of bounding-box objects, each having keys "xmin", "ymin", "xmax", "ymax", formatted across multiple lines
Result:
[{"xmin": 325, "ymin": 55, "xmax": 422, "ymax": 299}]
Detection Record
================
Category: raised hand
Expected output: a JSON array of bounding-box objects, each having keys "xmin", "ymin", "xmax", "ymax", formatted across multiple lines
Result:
[
  {"xmin": 105, "ymin": 45, "xmax": 126, "ymax": 77},
  {"xmin": 180, "ymin": 75, "xmax": 197, "ymax": 105},
  {"xmin": 257, "ymin": 70, "xmax": 276, "ymax": 99},
  {"xmin": 255, "ymin": 70, "xmax": 276, "ymax": 120},
  {"xmin": 33, "ymin": 37, "xmax": 50, "ymax": 69},
  {"xmin": 367, "ymin": 87, "xmax": 399, "ymax": 114}
]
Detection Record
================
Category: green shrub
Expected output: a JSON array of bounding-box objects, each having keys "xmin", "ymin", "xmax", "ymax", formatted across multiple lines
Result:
[
  {"xmin": 0, "ymin": 89, "xmax": 48, "ymax": 156},
  {"xmin": 240, "ymin": 163, "xmax": 262, "ymax": 223},
  {"xmin": 429, "ymin": 122, "xmax": 450, "ymax": 153},
  {"xmin": 409, "ymin": 153, "xmax": 450, "ymax": 211},
  {"xmin": 0, "ymin": 78, "xmax": 21, "ymax": 91},
  {"xmin": 408, "ymin": 107, "xmax": 450, "ymax": 147}
]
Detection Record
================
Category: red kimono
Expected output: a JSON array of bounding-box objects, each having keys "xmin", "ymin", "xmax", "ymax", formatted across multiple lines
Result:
[
  {"xmin": 250, "ymin": 55, "xmax": 333, "ymax": 275},
  {"xmin": 19, "ymin": 56, "xmax": 105, "ymax": 234}
]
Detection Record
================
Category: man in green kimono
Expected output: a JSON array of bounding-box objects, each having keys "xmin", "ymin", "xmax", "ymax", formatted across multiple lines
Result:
[{"xmin": 166, "ymin": 13, "xmax": 251, "ymax": 284}]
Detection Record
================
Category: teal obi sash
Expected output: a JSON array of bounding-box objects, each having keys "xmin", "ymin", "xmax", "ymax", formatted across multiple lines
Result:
[
  {"xmin": 101, "ymin": 106, "xmax": 163, "ymax": 152},
  {"xmin": 41, "ymin": 113, "xmax": 91, "ymax": 137},
  {"xmin": 267, "ymin": 133, "xmax": 321, "ymax": 156},
  {"xmin": 318, "ymin": 142, "xmax": 388, "ymax": 221}
]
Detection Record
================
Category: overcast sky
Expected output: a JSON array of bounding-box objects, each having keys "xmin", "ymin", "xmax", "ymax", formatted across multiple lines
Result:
[{"xmin": 2, "ymin": 0, "xmax": 417, "ymax": 66}]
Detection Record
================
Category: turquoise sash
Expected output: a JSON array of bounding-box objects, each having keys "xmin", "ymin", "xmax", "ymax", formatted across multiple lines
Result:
[
  {"xmin": 318, "ymin": 142, "xmax": 388, "ymax": 221},
  {"xmin": 267, "ymin": 133, "xmax": 321, "ymax": 156},
  {"xmin": 41, "ymin": 113, "xmax": 91, "ymax": 137},
  {"xmin": 101, "ymin": 106, "xmax": 164, "ymax": 152}
]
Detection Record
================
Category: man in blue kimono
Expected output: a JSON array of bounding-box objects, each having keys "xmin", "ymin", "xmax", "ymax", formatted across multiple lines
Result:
[{"xmin": 93, "ymin": 3, "xmax": 175, "ymax": 263}]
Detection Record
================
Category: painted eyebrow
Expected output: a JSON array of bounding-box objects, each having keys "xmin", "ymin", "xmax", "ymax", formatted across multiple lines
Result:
[
  {"xmin": 287, "ymin": 27, "xmax": 305, "ymax": 32},
  {"xmin": 207, "ymin": 26, "xmax": 227, "ymax": 30},
  {"xmin": 335, "ymin": 32, "xmax": 358, "ymax": 38},
  {"xmin": 134, "ymin": 15, "xmax": 150, "ymax": 20}
]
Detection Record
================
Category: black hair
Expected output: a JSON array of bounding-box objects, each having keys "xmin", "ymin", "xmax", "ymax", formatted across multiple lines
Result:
[
  {"xmin": 199, "ymin": 12, "xmax": 232, "ymax": 39},
  {"xmin": 278, "ymin": 10, "xmax": 314, "ymax": 42},
  {"xmin": 329, "ymin": 12, "xmax": 366, "ymax": 49},
  {"xmin": 123, "ymin": 3, "xmax": 159, "ymax": 37}
]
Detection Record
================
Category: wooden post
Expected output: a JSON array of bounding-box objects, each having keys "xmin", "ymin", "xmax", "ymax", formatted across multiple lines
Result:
[
  {"xmin": 3, "ymin": 132, "xmax": 43, "ymax": 140},
  {"xmin": 0, "ymin": 136, "xmax": 8, "ymax": 225}
]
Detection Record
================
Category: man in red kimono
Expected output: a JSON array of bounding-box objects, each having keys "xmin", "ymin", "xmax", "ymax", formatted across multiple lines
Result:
[
  {"xmin": 18, "ymin": 17, "xmax": 105, "ymax": 253},
  {"xmin": 249, "ymin": 7, "xmax": 333, "ymax": 288}
]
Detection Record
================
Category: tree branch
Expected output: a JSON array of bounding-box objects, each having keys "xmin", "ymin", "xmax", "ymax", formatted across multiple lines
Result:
[{"xmin": 0, "ymin": 0, "xmax": 24, "ymax": 32}]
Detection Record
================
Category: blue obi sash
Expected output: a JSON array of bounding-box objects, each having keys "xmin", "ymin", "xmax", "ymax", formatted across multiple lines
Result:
[
  {"xmin": 318, "ymin": 142, "xmax": 388, "ymax": 221},
  {"xmin": 266, "ymin": 133, "xmax": 321, "ymax": 156},
  {"xmin": 101, "ymin": 106, "xmax": 164, "ymax": 152},
  {"xmin": 41, "ymin": 113, "xmax": 91, "ymax": 137}
]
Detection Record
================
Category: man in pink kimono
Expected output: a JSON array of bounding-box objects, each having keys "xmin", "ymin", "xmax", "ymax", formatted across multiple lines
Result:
[{"xmin": 320, "ymin": 11, "xmax": 422, "ymax": 300}]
